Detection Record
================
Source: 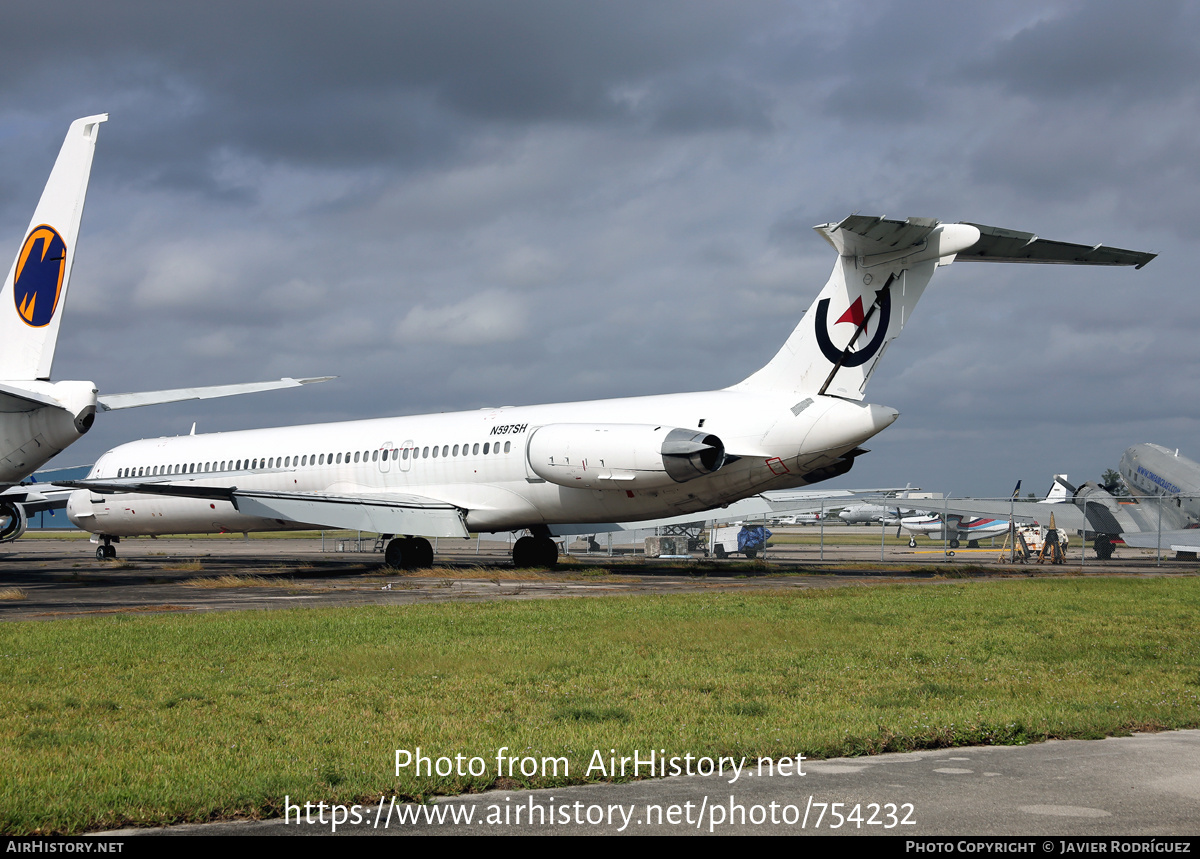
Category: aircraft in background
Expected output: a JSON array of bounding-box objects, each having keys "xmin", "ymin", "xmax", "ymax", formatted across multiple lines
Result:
[
  {"xmin": 0, "ymin": 116, "xmax": 329, "ymax": 543},
  {"xmin": 939, "ymin": 448, "xmax": 1200, "ymax": 559},
  {"xmin": 897, "ymin": 513, "xmax": 1009, "ymax": 549},
  {"xmin": 838, "ymin": 503, "xmax": 895, "ymax": 524},
  {"xmin": 62, "ymin": 214, "xmax": 1154, "ymax": 565},
  {"xmin": 894, "ymin": 477, "xmax": 1074, "ymax": 549},
  {"xmin": 1115, "ymin": 444, "xmax": 1200, "ymax": 556}
]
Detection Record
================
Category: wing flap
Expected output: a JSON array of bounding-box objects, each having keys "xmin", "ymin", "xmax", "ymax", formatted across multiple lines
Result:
[
  {"xmin": 234, "ymin": 492, "xmax": 468, "ymax": 538},
  {"xmin": 59, "ymin": 480, "xmax": 469, "ymax": 538}
]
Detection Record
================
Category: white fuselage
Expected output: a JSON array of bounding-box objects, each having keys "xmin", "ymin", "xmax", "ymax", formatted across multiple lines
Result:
[{"xmin": 67, "ymin": 390, "xmax": 897, "ymax": 537}]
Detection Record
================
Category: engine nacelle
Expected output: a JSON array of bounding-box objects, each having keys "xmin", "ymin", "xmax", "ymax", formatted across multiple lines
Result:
[
  {"xmin": 0, "ymin": 500, "xmax": 29, "ymax": 543},
  {"xmin": 527, "ymin": 423, "xmax": 725, "ymax": 490}
]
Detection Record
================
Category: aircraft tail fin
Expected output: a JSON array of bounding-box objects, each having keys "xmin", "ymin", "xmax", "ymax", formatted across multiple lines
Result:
[
  {"xmin": 730, "ymin": 215, "xmax": 1155, "ymax": 401},
  {"xmin": 0, "ymin": 115, "xmax": 107, "ymax": 381},
  {"xmin": 1041, "ymin": 474, "xmax": 1075, "ymax": 503}
]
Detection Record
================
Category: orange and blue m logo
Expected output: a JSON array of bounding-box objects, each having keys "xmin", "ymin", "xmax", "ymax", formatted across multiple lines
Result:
[{"xmin": 14, "ymin": 225, "xmax": 67, "ymax": 327}]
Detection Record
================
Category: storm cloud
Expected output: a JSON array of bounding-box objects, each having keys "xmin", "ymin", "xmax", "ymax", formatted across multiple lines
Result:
[{"xmin": 2, "ymin": 0, "xmax": 1194, "ymax": 495}]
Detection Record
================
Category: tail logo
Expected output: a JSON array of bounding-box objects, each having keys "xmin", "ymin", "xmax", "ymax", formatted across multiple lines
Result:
[
  {"xmin": 814, "ymin": 290, "xmax": 891, "ymax": 367},
  {"xmin": 13, "ymin": 225, "xmax": 67, "ymax": 327}
]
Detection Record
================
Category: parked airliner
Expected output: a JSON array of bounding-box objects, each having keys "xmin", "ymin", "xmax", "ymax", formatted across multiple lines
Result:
[
  {"xmin": 63, "ymin": 215, "xmax": 1154, "ymax": 566},
  {"xmin": 0, "ymin": 116, "xmax": 329, "ymax": 544}
]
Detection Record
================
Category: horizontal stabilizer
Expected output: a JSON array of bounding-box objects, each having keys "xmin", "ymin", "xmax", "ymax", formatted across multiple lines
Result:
[
  {"xmin": 957, "ymin": 223, "xmax": 1156, "ymax": 268},
  {"xmin": 96, "ymin": 376, "xmax": 334, "ymax": 411},
  {"xmin": 0, "ymin": 381, "xmax": 67, "ymax": 412}
]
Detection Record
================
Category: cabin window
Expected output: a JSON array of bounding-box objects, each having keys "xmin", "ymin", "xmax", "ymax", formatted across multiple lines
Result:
[
  {"xmin": 432, "ymin": 446, "xmax": 439, "ymax": 458},
  {"xmin": 452, "ymin": 444, "xmax": 459, "ymax": 456},
  {"xmin": 353, "ymin": 451, "xmax": 359, "ymax": 463},
  {"xmin": 371, "ymin": 450, "xmax": 378, "ymax": 461},
  {"xmin": 504, "ymin": 441, "xmax": 511, "ymax": 453},
  {"xmin": 472, "ymin": 443, "xmax": 479, "ymax": 455},
  {"xmin": 483, "ymin": 443, "xmax": 490, "ymax": 455},
  {"xmin": 402, "ymin": 448, "xmax": 409, "ymax": 460},
  {"xmin": 422, "ymin": 446, "xmax": 429, "ymax": 458}
]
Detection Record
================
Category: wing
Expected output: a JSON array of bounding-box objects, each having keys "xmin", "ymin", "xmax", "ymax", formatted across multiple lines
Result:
[
  {"xmin": 1119, "ymin": 530, "xmax": 1200, "ymax": 553},
  {"xmin": 60, "ymin": 480, "xmax": 469, "ymax": 538},
  {"xmin": 1, "ymin": 484, "xmax": 72, "ymax": 513},
  {"xmin": 96, "ymin": 376, "xmax": 335, "ymax": 411},
  {"xmin": 941, "ymin": 494, "xmax": 1159, "ymax": 537},
  {"xmin": 547, "ymin": 487, "xmax": 917, "ymax": 537}
]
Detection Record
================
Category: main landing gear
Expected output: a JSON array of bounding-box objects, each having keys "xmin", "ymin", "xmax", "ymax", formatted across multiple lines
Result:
[
  {"xmin": 383, "ymin": 537, "xmax": 434, "ymax": 570},
  {"xmin": 95, "ymin": 537, "xmax": 118, "ymax": 561},
  {"xmin": 512, "ymin": 531, "xmax": 559, "ymax": 568}
]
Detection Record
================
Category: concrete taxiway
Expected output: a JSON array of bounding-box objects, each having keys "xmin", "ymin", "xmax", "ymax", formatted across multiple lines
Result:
[
  {"xmin": 2, "ymin": 534, "xmax": 1194, "ymax": 622},
  {"xmin": 105, "ymin": 730, "xmax": 1200, "ymax": 836}
]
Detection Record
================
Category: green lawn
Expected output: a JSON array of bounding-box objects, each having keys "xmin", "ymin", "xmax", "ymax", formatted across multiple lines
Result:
[{"xmin": 2, "ymin": 576, "xmax": 1198, "ymax": 833}]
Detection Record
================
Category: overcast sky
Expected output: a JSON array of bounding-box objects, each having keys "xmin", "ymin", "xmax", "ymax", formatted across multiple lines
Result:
[{"xmin": 2, "ymin": 1, "xmax": 1196, "ymax": 498}]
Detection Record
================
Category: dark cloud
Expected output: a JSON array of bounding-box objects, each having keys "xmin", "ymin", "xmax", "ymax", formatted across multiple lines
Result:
[
  {"xmin": 967, "ymin": 0, "xmax": 1200, "ymax": 102},
  {"xmin": 0, "ymin": 1, "xmax": 1189, "ymax": 495}
]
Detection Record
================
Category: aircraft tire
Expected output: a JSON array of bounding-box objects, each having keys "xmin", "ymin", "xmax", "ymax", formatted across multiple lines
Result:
[
  {"xmin": 410, "ymin": 537, "xmax": 435, "ymax": 568},
  {"xmin": 96, "ymin": 545, "xmax": 107, "ymax": 561},
  {"xmin": 967, "ymin": 539, "xmax": 979, "ymax": 549},
  {"xmin": 744, "ymin": 548, "xmax": 758, "ymax": 559},
  {"xmin": 513, "ymin": 535, "xmax": 557, "ymax": 568},
  {"xmin": 512, "ymin": 536, "xmax": 538, "ymax": 568},
  {"xmin": 535, "ymin": 536, "xmax": 559, "ymax": 568},
  {"xmin": 949, "ymin": 539, "xmax": 960, "ymax": 549},
  {"xmin": 1093, "ymin": 537, "xmax": 1115, "ymax": 560},
  {"xmin": 908, "ymin": 537, "xmax": 916, "ymax": 548},
  {"xmin": 384, "ymin": 539, "xmax": 405, "ymax": 568},
  {"xmin": 714, "ymin": 545, "xmax": 727, "ymax": 559}
]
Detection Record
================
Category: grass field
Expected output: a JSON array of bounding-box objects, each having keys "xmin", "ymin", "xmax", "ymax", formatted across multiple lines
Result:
[{"xmin": 2, "ymin": 576, "xmax": 1198, "ymax": 833}]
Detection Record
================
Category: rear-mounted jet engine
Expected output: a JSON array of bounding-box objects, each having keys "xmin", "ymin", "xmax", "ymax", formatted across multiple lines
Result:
[{"xmin": 527, "ymin": 424, "xmax": 725, "ymax": 490}]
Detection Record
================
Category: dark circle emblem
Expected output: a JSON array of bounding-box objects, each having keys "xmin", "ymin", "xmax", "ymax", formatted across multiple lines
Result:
[
  {"xmin": 13, "ymin": 225, "xmax": 67, "ymax": 327},
  {"xmin": 814, "ymin": 290, "xmax": 892, "ymax": 367}
]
